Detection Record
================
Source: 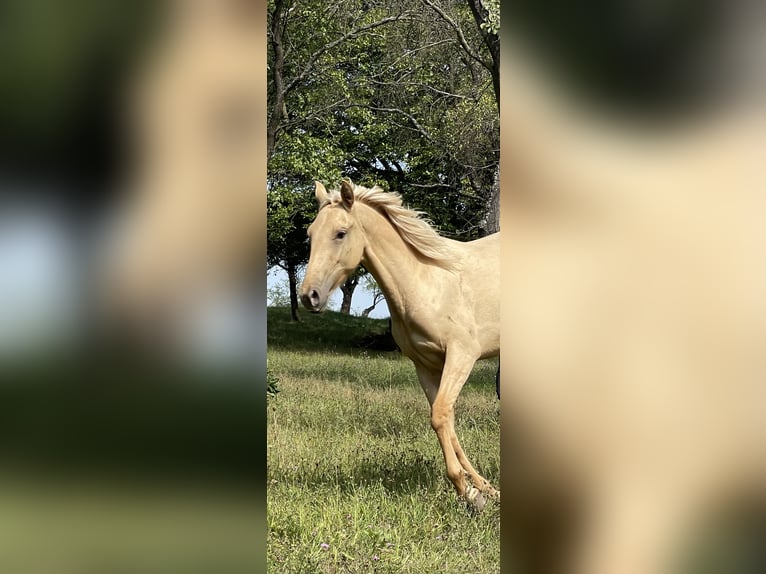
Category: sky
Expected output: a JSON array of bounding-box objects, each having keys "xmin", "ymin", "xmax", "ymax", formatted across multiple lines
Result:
[
  {"xmin": 266, "ymin": 266, "xmax": 390, "ymax": 319},
  {"xmin": 0, "ymin": 201, "xmax": 79, "ymax": 355}
]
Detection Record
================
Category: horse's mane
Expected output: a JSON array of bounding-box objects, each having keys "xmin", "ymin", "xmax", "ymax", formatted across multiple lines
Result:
[{"xmin": 322, "ymin": 183, "xmax": 455, "ymax": 268}]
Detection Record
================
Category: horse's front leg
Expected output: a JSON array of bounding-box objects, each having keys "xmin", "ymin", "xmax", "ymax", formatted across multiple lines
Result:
[
  {"xmin": 429, "ymin": 345, "xmax": 494, "ymax": 511},
  {"xmin": 416, "ymin": 363, "xmax": 497, "ymax": 502},
  {"xmin": 451, "ymin": 432, "xmax": 500, "ymax": 501}
]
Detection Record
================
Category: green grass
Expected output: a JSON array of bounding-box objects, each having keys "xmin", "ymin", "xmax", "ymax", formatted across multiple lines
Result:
[{"xmin": 267, "ymin": 307, "xmax": 500, "ymax": 574}]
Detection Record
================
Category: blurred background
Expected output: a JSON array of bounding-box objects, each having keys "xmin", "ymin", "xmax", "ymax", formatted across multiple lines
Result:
[
  {"xmin": 506, "ymin": 0, "xmax": 764, "ymax": 115},
  {"xmin": 501, "ymin": 1, "xmax": 765, "ymax": 573},
  {"xmin": 0, "ymin": 1, "xmax": 265, "ymax": 571}
]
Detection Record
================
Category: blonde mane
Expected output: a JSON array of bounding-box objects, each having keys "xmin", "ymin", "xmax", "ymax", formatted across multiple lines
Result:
[{"xmin": 322, "ymin": 183, "xmax": 455, "ymax": 267}]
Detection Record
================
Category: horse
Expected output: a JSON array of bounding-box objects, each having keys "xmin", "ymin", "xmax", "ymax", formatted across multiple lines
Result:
[{"xmin": 300, "ymin": 179, "xmax": 500, "ymax": 512}]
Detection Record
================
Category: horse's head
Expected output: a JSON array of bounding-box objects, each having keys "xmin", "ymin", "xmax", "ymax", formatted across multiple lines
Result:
[
  {"xmin": 101, "ymin": 0, "xmax": 263, "ymax": 343},
  {"xmin": 300, "ymin": 180, "xmax": 365, "ymax": 312}
]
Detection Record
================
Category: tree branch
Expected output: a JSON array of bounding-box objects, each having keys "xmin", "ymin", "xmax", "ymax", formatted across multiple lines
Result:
[
  {"xmin": 349, "ymin": 105, "xmax": 436, "ymax": 143},
  {"xmin": 368, "ymin": 78, "xmax": 471, "ymax": 100},
  {"xmin": 420, "ymin": 0, "xmax": 491, "ymax": 73},
  {"xmin": 465, "ymin": 0, "xmax": 500, "ymax": 107},
  {"xmin": 284, "ymin": 13, "xmax": 415, "ymax": 96}
]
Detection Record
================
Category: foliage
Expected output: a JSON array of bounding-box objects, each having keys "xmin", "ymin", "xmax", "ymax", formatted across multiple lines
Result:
[
  {"xmin": 267, "ymin": 367, "xmax": 281, "ymax": 397},
  {"xmin": 479, "ymin": 0, "xmax": 500, "ymax": 35},
  {"xmin": 267, "ymin": 0, "xmax": 501, "ymax": 297},
  {"xmin": 266, "ymin": 142, "xmax": 335, "ymax": 273},
  {"xmin": 267, "ymin": 277, "xmax": 291, "ymax": 307}
]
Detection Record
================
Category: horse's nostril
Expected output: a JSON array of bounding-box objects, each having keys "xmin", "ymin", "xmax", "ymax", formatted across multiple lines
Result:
[{"xmin": 300, "ymin": 288, "xmax": 321, "ymax": 311}]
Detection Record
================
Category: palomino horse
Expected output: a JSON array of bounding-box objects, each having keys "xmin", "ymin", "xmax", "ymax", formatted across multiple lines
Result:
[{"xmin": 300, "ymin": 180, "xmax": 500, "ymax": 511}]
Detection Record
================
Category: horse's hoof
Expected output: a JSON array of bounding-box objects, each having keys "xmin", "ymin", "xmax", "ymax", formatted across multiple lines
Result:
[
  {"xmin": 485, "ymin": 488, "xmax": 500, "ymax": 501},
  {"xmin": 466, "ymin": 486, "xmax": 486, "ymax": 514},
  {"xmin": 471, "ymin": 492, "xmax": 486, "ymax": 513}
]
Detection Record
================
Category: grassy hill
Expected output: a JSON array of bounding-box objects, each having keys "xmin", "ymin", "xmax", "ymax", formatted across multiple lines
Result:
[{"xmin": 267, "ymin": 306, "xmax": 394, "ymax": 352}]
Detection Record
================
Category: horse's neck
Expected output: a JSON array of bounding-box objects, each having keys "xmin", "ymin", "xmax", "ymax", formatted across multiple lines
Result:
[{"xmin": 357, "ymin": 205, "xmax": 441, "ymax": 319}]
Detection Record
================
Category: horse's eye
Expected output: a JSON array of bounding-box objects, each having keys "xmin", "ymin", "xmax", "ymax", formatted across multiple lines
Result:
[{"xmin": 335, "ymin": 230, "xmax": 347, "ymax": 240}]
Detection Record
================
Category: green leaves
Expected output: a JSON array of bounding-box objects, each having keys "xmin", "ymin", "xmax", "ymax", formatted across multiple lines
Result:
[
  {"xmin": 267, "ymin": 0, "xmax": 500, "ymax": 277},
  {"xmin": 479, "ymin": 0, "xmax": 500, "ymax": 35},
  {"xmin": 267, "ymin": 367, "xmax": 281, "ymax": 397}
]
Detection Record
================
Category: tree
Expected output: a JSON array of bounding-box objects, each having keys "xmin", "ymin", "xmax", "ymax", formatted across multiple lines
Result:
[
  {"xmin": 267, "ymin": 276, "xmax": 291, "ymax": 307},
  {"xmin": 267, "ymin": 0, "xmax": 501, "ymax": 319},
  {"xmin": 339, "ymin": 271, "xmax": 360, "ymax": 315},
  {"xmin": 340, "ymin": 0, "xmax": 499, "ymax": 237},
  {"xmin": 419, "ymin": 0, "xmax": 500, "ymax": 234},
  {"xmin": 360, "ymin": 275, "xmax": 386, "ymax": 318},
  {"xmin": 266, "ymin": 181, "xmax": 315, "ymax": 321},
  {"xmin": 267, "ymin": 0, "xmax": 411, "ymax": 320}
]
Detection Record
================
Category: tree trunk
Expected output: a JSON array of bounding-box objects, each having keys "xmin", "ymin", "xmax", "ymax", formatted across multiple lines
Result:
[
  {"xmin": 361, "ymin": 292, "xmax": 384, "ymax": 317},
  {"xmin": 267, "ymin": 0, "xmax": 286, "ymax": 159},
  {"xmin": 466, "ymin": 0, "xmax": 500, "ymax": 109},
  {"xmin": 339, "ymin": 274, "xmax": 359, "ymax": 315},
  {"xmin": 486, "ymin": 165, "xmax": 500, "ymax": 234},
  {"xmin": 286, "ymin": 259, "xmax": 300, "ymax": 322}
]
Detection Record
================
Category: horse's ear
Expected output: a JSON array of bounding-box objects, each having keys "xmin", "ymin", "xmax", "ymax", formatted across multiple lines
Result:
[
  {"xmin": 315, "ymin": 181, "xmax": 329, "ymax": 204},
  {"xmin": 340, "ymin": 179, "xmax": 355, "ymax": 210}
]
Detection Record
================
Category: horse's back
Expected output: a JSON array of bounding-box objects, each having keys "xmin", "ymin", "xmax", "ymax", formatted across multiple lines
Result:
[{"xmin": 461, "ymin": 232, "xmax": 500, "ymax": 275}]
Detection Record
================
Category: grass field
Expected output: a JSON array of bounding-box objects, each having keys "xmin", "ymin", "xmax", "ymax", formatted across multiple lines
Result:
[{"xmin": 267, "ymin": 306, "xmax": 500, "ymax": 574}]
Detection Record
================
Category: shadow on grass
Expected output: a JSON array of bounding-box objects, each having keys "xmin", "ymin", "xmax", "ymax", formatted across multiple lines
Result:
[
  {"xmin": 268, "ymin": 307, "xmax": 396, "ymax": 355},
  {"xmin": 279, "ymin": 449, "xmax": 444, "ymax": 494},
  {"xmin": 276, "ymin": 446, "xmax": 499, "ymax": 497}
]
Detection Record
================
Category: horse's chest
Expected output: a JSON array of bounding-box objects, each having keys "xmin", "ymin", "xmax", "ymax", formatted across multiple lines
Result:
[{"xmin": 391, "ymin": 317, "xmax": 445, "ymax": 369}]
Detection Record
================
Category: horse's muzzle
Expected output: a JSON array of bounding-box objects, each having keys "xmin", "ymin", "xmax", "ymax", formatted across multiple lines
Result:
[{"xmin": 300, "ymin": 288, "xmax": 323, "ymax": 313}]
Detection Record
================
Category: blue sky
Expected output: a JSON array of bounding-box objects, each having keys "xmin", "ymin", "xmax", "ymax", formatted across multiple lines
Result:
[
  {"xmin": 267, "ymin": 266, "xmax": 390, "ymax": 318},
  {"xmin": 0, "ymin": 202, "xmax": 78, "ymax": 355}
]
